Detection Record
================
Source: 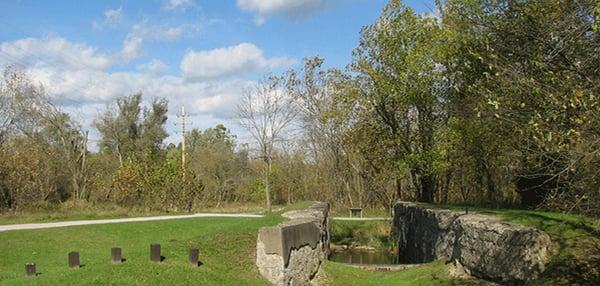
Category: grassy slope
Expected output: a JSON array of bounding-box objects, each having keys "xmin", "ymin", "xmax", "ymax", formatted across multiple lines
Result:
[
  {"xmin": 322, "ymin": 260, "xmax": 487, "ymax": 286},
  {"xmin": 0, "ymin": 215, "xmax": 281, "ymax": 285}
]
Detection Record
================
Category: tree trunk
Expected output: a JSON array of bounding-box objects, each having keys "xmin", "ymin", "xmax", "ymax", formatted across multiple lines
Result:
[
  {"xmin": 395, "ymin": 177, "xmax": 402, "ymax": 201},
  {"xmin": 265, "ymin": 158, "xmax": 272, "ymax": 213},
  {"xmin": 419, "ymin": 174, "xmax": 435, "ymax": 203}
]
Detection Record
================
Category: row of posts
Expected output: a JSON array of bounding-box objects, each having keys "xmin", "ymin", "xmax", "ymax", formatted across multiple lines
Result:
[{"xmin": 25, "ymin": 243, "xmax": 200, "ymax": 277}]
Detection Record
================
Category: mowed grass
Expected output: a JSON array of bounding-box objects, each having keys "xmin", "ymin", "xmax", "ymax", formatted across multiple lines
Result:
[
  {"xmin": 0, "ymin": 215, "xmax": 281, "ymax": 285},
  {"xmin": 322, "ymin": 260, "xmax": 485, "ymax": 286}
]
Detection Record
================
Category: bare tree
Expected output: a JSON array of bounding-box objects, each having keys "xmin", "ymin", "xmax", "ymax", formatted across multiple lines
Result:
[
  {"xmin": 237, "ymin": 76, "xmax": 296, "ymax": 212},
  {"xmin": 2, "ymin": 67, "xmax": 89, "ymax": 201}
]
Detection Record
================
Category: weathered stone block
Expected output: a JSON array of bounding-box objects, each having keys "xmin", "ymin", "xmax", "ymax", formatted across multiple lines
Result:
[
  {"xmin": 392, "ymin": 202, "xmax": 551, "ymax": 285},
  {"xmin": 150, "ymin": 243, "xmax": 161, "ymax": 262},
  {"xmin": 189, "ymin": 248, "xmax": 199, "ymax": 267},
  {"xmin": 25, "ymin": 262, "xmax": 36, "ymax": 277},
  {"xmin": 111, "ymin": 247, "xmax": 122, "ymax": 264},
  {"xmin": 256, "ymin": 202, "xmax": 330, "ymax": 286},
  {"xmin": 68, "ymin": 251, "xmax": 80, "ymax": 269}
]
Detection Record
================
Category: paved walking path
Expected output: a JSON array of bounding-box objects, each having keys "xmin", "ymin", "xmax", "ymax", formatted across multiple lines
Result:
[
  {"xmin": 0, "ymin": 213, "xmax": 264, "ymax": 233},
  {"xmin": 331, "ymin": 217, "xmax": 391, "ymax": 221}
]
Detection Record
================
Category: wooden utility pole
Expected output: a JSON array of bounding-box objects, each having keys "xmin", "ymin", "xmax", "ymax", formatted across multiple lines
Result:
[
  {"xmin": 80, "ymin": 130, "xmax": 88, "ymax": 200},
  {"xmin": 178, "ymin": 106, "xmax": 188, "ymax": 179}
]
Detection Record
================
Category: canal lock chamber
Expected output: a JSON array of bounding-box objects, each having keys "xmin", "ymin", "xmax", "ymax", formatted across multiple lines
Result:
[{"xmin": 328, "ymin": 219, "xmax": 401, "ymax": 266}]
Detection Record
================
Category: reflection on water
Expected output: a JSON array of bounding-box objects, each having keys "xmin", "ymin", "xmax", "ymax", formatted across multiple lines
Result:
[{"xmin": 328, "ymin": 249, "xmax": 398, "ymax": 265}]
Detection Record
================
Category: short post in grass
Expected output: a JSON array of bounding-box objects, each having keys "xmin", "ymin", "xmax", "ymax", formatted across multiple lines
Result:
[
  {"xmin": 189, "ymin": 248, "xmax": 199, "ymax": 267},
  {"xmin": 68, "ymin": 252, "xmax": 80, "ymax": 268},
  {"xmin": 25, "ymin": 262, "xmax": 36, "ymax": 277},
  {"xmin": 111, "ymin": 247, "xmax": 122, "ymax": 264},
  {"xmin": 150, "ymin": 243, "xmax": 161, "ymax": 262}
]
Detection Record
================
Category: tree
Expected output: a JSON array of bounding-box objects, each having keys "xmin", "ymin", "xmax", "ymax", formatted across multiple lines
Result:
[
  {"xmin": 444, "ymin": 0, "xmax": 600, "ymax": 211},
  {"xmin": 95, "ymin": 93, "xmax": 168, "ymax": 165},
  {"xmin": 237, "ymin": 77, "xmax": 296, "ymax": 212},
  {"xmin": 352, "ymin": 0, "xmax": 448, "ymax": 202},
  {"xmin": 186, "ymin": 124, "xmax": 248, "ymax": 207},
  {"xmin": 0, "ymin": 67, "xmax": 89, "ymax": 205}
]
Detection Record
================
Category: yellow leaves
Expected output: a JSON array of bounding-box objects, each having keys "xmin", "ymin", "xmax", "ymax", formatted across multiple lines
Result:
[{"xmin": 486, "ymin": 98, "xmax": 500, "ymax": 110}]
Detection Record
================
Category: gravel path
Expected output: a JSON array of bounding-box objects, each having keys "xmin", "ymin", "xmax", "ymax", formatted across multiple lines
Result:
[{"xmin": 0, "ymin": 213, "xmax": 264, "ymax": 233}]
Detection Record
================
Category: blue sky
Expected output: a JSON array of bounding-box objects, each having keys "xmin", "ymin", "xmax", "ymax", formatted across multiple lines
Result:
[{"xmin": 0, "ymin": 0, "xmax": 436, "ymax": 147}]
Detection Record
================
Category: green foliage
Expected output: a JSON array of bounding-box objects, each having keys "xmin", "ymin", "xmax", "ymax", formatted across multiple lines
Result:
[
  {"xmin": 186, "ymin": 125, "xmax": 253, "ymax": 206},
  {"xmin": 330, "ymin": 220, "xmax": 394, "ymax": 250},
  {"xmin": 2, "ymin": 0, "xmax": 600, "ymax": 218},
  {"xmin": 351, "ymin": 0, "xmax": 449, "ymax": 203},
  {"xmin": 443, "ymin": 0, "xmax": 600, "ymax": 211},
  {"xmin": 95, "ymin": 93, "xmax": 168, "ymax": 164}
]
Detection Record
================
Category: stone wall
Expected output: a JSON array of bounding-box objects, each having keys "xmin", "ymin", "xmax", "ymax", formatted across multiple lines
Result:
[
  {"xmin": 256, "ymin": 202, "xmax": 330, "ymax": 286},
  {"xmin": 393, "ymin": 202, "xmax": 551, "ymax": 285}
]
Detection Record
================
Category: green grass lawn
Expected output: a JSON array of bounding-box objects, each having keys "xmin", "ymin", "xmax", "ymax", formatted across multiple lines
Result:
[
  {"xmin": 1, "ymin": 201, "xmax": 598, "ymax": 285},
  {"xmin": 0, "ymin": 215, "xmax": 282, "ymax": 285},
  {"xmin": 322, "ymin": 260, "xmax": 486, "ymax": 286}
]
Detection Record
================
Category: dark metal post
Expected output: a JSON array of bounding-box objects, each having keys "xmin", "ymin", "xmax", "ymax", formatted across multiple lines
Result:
[
  {"xmin": 68, "ymin": 252, "xmax": 80, "ymax": 268},
  {"xmin": 111, "ymin": 247, "xmax": 122, "ymax": 264},
  {"xmin": 150, "ymin": 243, "xmax": 161, "ymax": 262},
  {"xmin": 25, "ymin": 263, "xmax": 36, "ymax": 277},
  {"xmin": 189, "ymin": 248, "xmax": 199, "ymax": 267}
]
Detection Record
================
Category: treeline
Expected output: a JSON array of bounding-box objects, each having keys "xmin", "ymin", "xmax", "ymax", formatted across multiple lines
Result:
[
  {"xmin": 0, "ymin": 69, "xmax": 259, "ymax": 212},
  {"xmin": 1, "ymin": 0, "xmax": 599, "ymax": 215},
  {"xmin": 237, "ymin": 0, "xmax": 600, "ymax": 215}
]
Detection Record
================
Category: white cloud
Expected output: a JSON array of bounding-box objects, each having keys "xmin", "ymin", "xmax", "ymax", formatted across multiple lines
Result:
[
  {"xmin": 92, "ymin": 7, "xmax": 124, "ymax": 30},
  {"xmin": 137, "ymin": 59, "xmax": 169, "ymax": 74},
  {"xmin": 0, "ymin": 37, "xmax": 282, "ymax": 148},
  {"xmin": 0, "ymin": 37, "xmax": 113, "ymax": 70},
  {"xmin": 237, "ymin": 0, "xmax": 325, "ymax": 25},
  {"xmin": 129, "ymin": 23, "xmax": 186, "ymax": 42},
  {"xmin": 120, "ymin": 22, "xmax": 201, "ymax": 61},
  {"xmin": 180, "ymin": 42, "xmax": 294, "ymax": 82},
  {"xmin": 121, "ymin": 36, "xmax": 143, "ymax": 61},
  {"xmin": 163, "ymin": 0, "xmax": 194, "ymax": 10},
  {"xmin": 104, "ymin": 7, "xmax": 123, "ymax": 24}
]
